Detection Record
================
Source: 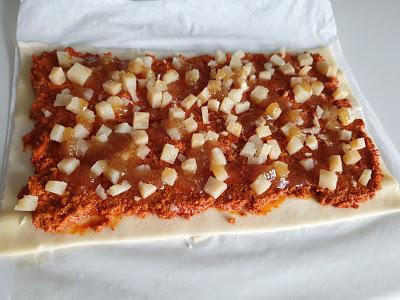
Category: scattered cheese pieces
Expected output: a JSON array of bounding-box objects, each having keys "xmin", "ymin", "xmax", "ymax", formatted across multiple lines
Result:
[
  {"xmin": 203, "ymin": 176, "xmax": 227, "ymax": 199},
  {"xmin": 138, "ymin": 181, "xmax": 157, "ymax": 198},
  {"xmin": 45, "ymin": 180, "xmax": 68, "ymax": 195},
  {"xmin": 66, "ymin": 63, "xmax": 92, "ymax": 86},
  {"xmin": 15, "ymin": 195, "xmax": 39, "ymax": 211},
  {"xmin": 49, "ymin": 67, "xmax": 66, "ymax": 85},
  {"xmin": 160, "ymin": 143, "xmax": 179, "ymax": 164},
  {"xmin": 250, "ymin": 174, "xmax": 271, "ymax": 195},
  {"xmin": 57, "ymin": 157, "xmax": 80, "ymax": 175},
  {"xmin": 319, "ymin": 169, "xmax": 338, "ymax": 191}
]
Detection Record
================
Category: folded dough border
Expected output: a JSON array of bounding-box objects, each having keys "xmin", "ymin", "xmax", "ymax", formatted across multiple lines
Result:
[{"xmin": 1, "ymin": 42, "xmax": 400, "ymax": 256}]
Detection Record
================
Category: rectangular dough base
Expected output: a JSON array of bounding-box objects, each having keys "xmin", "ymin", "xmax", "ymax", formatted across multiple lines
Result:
[{"xmin": 1, "ymin": 42, "xmax": 400, "ymax": 256}]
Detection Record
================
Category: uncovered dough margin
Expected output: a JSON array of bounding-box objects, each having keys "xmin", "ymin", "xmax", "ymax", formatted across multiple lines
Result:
[{"xmin": 1, "ymin": 42, "xmax": 400, "ymax": 256}]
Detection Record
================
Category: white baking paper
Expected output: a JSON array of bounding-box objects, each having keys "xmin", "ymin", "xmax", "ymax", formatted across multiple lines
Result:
[{"xmin": 1, "ymin": 0, "xmax": 400, "ymax": 299}]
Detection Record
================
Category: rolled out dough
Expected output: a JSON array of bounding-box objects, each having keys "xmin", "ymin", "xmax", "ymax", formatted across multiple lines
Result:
[{"xmin": 1, "ymin": 42, "xmax": 399, "ymax": 256}]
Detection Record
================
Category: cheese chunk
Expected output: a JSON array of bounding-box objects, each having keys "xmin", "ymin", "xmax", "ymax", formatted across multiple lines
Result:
[
  {"xmin": 133, "ymin": 112, "xmax": 150, "ymax": 129},
  {"xmin": 359, "ymin": 169, "xmax": 372, "ymax": 187},
  {"xmin": 299, "ymin": 158, "xmax": 314, "ymax": 171},
  {"xmin": 343, "ymin": 149, "xmax": 361, "ymax": 165},
  {"xmin": 250, "ymin": 86, "xmax": 268, "ymax": 103},
  {"xmin": 181, "ymin": 94, "xmax": 197, "ymax": 110},
  {"xmin": 107, "ymin": 180, "xmax": 132, "ymax": 196},
  {"xmin": 161, "ymin": 167, "xmax": 178, "ymax": 186},
  {"xmin": 147, "ymin": 86, "xmax": 162, "ymax": 108},
  {"xmin": 95, "ymin": 101, "xmax": 115, "ymax": 120},
  {"xmin": 57, "ymin": 157, "xmax": 80, "ymax": 175},
  {"xmin": 211, "ymin": 147, "xmax": 227, "ymax": 166},
  {"xmin": 49, "ymin": 67, "xmax": 66, "ymax": 85},
  {"xmin": 138, "ymin": 182, "xmax": 157, "ymax": 198},
  {"xmin": 203, "ymin": 177, "xmax": 227, "ymax": 199},
  {"xmin": 181, "ymin": 158, "xmax": 197, "ymax": 173},
  {"xmin": 90, "ymin": 160, "xmax": 107, "ymax": 177},
  {"xmin": 14, "ymin": 195, "xmax": 39, "ymax": 212},
  {"xmin": 162, "ymin": 70, "xmax": 179, "ymax": 84},
  {"xmin": 50, "ymin": 124, "xmax": 66, "ymax": 142},
  {"xmin": 318, "ymin": 169, "xmax": 338, "ymax": 191},
  {"xmin": 66, "ymin": 63, "xmax": 92, "ymax": 86},
  {"xmin": 56, "ymin": 51, "xmax": 73, "ymax": 68},
  {"xmin": 328, "ymin": 155, "xmax": 343, "ymax": 173},
  {"xmin": 160, "ymin": 143, "xmax": 179, "ymax": 164},
  {"xmin": 250, "ymin": 174, "xmax": 271, "ymax": 195},
  {"xmin": 226, "ymin": 121, "xmax": 242, "ymax": 137},
  {"xmin": 191, "ymin": 133, "xmax": 206, "ymax": 148},
  {"xmin": 131, "ymin": 130, "xmax": 149, "ymax": 145},
  {"xmin": 45, "ymin": 180, "xmax": 68, "ymax": 195}
]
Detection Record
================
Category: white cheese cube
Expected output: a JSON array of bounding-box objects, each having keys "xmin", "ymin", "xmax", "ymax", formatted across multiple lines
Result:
[
  {"xmin": 138, "ymin": 181, "xmax": 157, "ymax": 198},
  {"xmin": 299, "ymin": 158, "xmax": 314, "ymax": 171},
  {"xmin": 256, "ymin": 125, "xmax": 271, "ymax": 139},
  {"xmin": 50, "ymin": 124, "xmax": 66, "ymax": 142},
  {"xmin": 103, "ymin": 80, "xmax": 122, "ymax": 96},
  {"xmin": 206, "ymin": 130, "xmax": 219, "ymax": 142},
  {"xmin": 49, "ymin": 67, "xmax": 66, "ymax": 85},
  {"xmin": 161, "ymin": 167, "xmax": 178, "ymax": 186},
  {"xmin": 147, "ymin": 86, "xmax": 163, "ymax": 108},
  {"xmin": 240, "ymin": 141, "xmax": 257, "ymax": 158},
  {"xmin": 329, "ymin": 155, "xmax": 343, "ymax": 173},
  {"xmin": 160, "ymin": 143, "xmax": 179, "ymax": 164},
  {"xmin": 162, "ymin": 70, "xmax": 179, "ymax": 84},
  {"xmin": 359, "ymin": 169, "xmax": 372, "ymax": 187},
  {"xmin": 54, "ymin": 93, "xmax": 72, "ymax": 106},
  {"xmin": 133, "ymin": 112, "xmax": 150, "ymax": 130},
  {"xmin": 299, "ymin": 65, "xmax": 312, "ymax": 76},
  {"xmin": 161, "ymin": 91, "xmax": 173, "ymax": 108},
  {"xmin": 197, "ymin": 87, "xmax": 211, "ymax": 106},
  {"xmin": 56, "ymin": 51, "xmax": 73, "ymax": 68},
  {"xmin": 104, "ymin": 168, "xmax": 121, "ymax": 184},
  {"xmin": 203, "ymin": 176, "xmax": 227, "ymax": 199},
  {"xmin": 181, "ymin": 158, "xmax": 197, "ymax": 173},
  {"xmin": 250, "ymin": 174, "xmax": 271, "ymax": 195},
  {"xmin": 183, "ymin": 117, "xmax": 198, "ymax": 133},
  {"xmin": 287, "ymin": 136, "xmax": 304, "ymax": 155},
  {"xmin": 95, "ymin": 101, "xmax": 115, "ymax": 120},
  {"xmin": 311, "ymin": 81, "xmax": 324, "ymax": 96},
  {"xmin": 250, "ymin": 86, "xmax": 269, "ymax": 104},
  {"xmin": 107, "ymin": 180, "xmax": 132, "ymax": 196},
  {"xmin": 305, "ymin": 135, "xmax": 318, "ymax": 150},
  {"xmin": 211, "ymin": 147, "xmax": 227, "ymax": 166},
  {"xmin": 90, "ymin": 160, "xmax": 107, "ymax": 177},
  {"xmin": 235, "ymin": 101, "xmax": 250, "ymax": 114},
  {"xmin": 267, "ymin": 139, "xmax": 281, "ymax": 160},
  {"xmin": 210, "ymin": 164, "xmax": 229, "ymax": 181},
  {"xmin": 279, "ymin": 63, "xmax": 295, "ymax": 75},
  {"xmin": 136, "ymin": 164, "xmax": 151, "ymax": 173},
  {"xmin": 166, "ymin": 127, "xmax": 181, "ymax": 141},
  {"xmin": 136, "ymin": 145, "xmax": 150, "ymax": 159},
  {"xmin": 66, "ymin": 63, "xmax": 92, "ymax": 86},
  {"xmin": 219, "ymin": 97, "xmax": 234, "ymax": 114},
  {"xmin": 201, "ymin": 106, "xmax": 210, "ymax": 124},
  {"xmin": 350, "ymin": 138, "xmax": 366, "ymax": 150},
  {"xmin": 319, "ymin": 169, "xmax": 338, "ymax": 191},
  {"xmin": 226, "ymin": 121, "xmax": 242, "ymax": 137},
  {"xmin": 131, "ymin": 130, "xmax": 149, "ymax": 145},
  {"xmin": 316, "ymin": 61, "xmax": 337, "ymax": 77},
  {"xmin": 270, "ymin": 54, "xmax": 285, "ymax": 66},
  {"xmin": 332, "ymin": 86, "xmax": 349, "ymax": 100},
  {"xmin": 343, "ymin": 149, "xmax": 361, "ymax": 165},
  {"xmin": 229, "ymin": 50, "xmax": 245, "ymax": 68},
  {"xmin": 14, "ymin": 195, "xmax": 38, "ymax": 211},
  {"xmin": 228, "ymin": 89, "xmax": 243, "ymax": 103},
  {"xmin": 74, "ymin": 123, "xmax": 90, "ymax": 139},
  {"xmin": 293, "ymin": 83, "xmax": 312, "ymax": 103},
  {"xmin": 290, "ymin": 77, "xmax": 303, "ymax": 88},
  {"xmin": 192, "ymin": 133, "xmax": 206, "ymax": 148},
  {"xmin": 339, "ymin": 130, "xmax": 352, "ymax": 141},
  {"xmin": 121, "ymin": 73, "xmax": 137, "ymax": 101},
  {"xmin": 45, "ymin": 180, "xmax": 67, "ymax": 195},
  {"xmin": 96, "ymin": 124, "xmax": 112, "ymax": 140},
  {"xmin": 181, "ymin": 94, "xmax": 197, "ymax": 110},
  {"xmin": 115, "ymin": 122, "xmax": 132, "ymax": 134},
  {"xmin": 256, "ymin": 143, "xmax": 272, "ymax": 160},
  {"xmin": 185, "ymin": 69, "xmax": 200, "ymax": 85},
  {"xmin": 169, "ymin": 106, "xmax": 186, "ymax": 120},
  {"xmin": 297, "ymin": 52, "xmax": 313, "ymax": 66},
  {"xmin": 95, "ymin": 184, "xmax": 107, "ymax": 200},
  {"xmin": 66, "ymin": 97, "xmax": 88, "ymax": 114},
  {"xmin": 259, "ymin": 69, "xmax": 275, "ymax": 80},
  {"xmin": 215, "ymin": 50, "xmax": 227, "ymax": 64},
  {"xmin": 337, "ymin": 107, "xmax": 354, "ymax": 126},
  {"xmin": 82, "ymin": 88, "xmax": 94, "ymax": 100}
]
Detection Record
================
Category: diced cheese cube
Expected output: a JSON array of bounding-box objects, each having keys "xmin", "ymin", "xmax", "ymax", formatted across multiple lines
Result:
[
  {"xmin": 75, "ymin": 138, "xmax": 89, "ymax": 157},
  {"xmin": 343, "ymin": 149, "xmax": 361, "ymax": 165},
  {"xmin": 183, "ymin": 117, "xmax": 198, "ymax": 133},
  {"xmin": 153, "ymin": 79, "xmax": 168, "ymax": 92},
  {"xmin": 254, "ymin": 116, "xmax": 267, "ymax": 127},
  {"xmin": 297, "ymin": 52, "xmax": 313, "ymax": 66},
  {"xmin": 162, "ymin": 70, "xmax": 179, "ymax": 85},
  {"xmin": 319, "ymin": 169, "xmax": 338, "ymax": 191},
  {"xmin": 311, "ymin": 81, "xmax": 324, "ymax": 96},
  {"xmin": 107, "ymin": 180, "xmax": 132, "ymax": 196},
  {"xmin": 210, "ymin": 164, "xmax": 229, "ymax": 181},
  {"xmin": 103, "ymin": 80, "xmax": 122, "ymax": 96},
  {"xmin": 131, "ymin": 130, "xmax": 149, "ymax": 145},
  {"xmin": 350, "ymin": 138, "xmax": 366, "ymax": 150},
  {"xmin": 287, "ymin": 136, "xmax": 304, "ymax": 155},
  {"xmin": 230, "ymin": 50, "xmax": 245, "ymax": 68},
  {"xmin": 95, "ymin": 101, "xmax": 115, "ymax": 120},
  {"xmin": 203, "ymin": 176, "xmax": 228, "ymax": 199},
  {"xmin": 138, "ymin": 181, "xmax": 157, "ymax": 198},
  {"xmin": 299, "ymin": 65, "xmax": 312, "ymax": 76},
  {"xmin": 96, "ymin": 124, "xmax": 112, "ymax": 138},
  {"xmin": 54, "ymin": 93, "xmax": 73, "ymax": 106},
  {"xmin": 234, "ymin": 77, "xmax": 248, "ymax": 91},
  {"xmin": 136, "ymin": 164, "xmax": 151, "ymax": 173},
  {"xmin": 279, "ymin": 63, "xmax": 295, "ymax": 75},
  {"xmin": 197, "ymin": 87, "xmax": 211, "ymax": 105},
  {"xmin": 133, "ymin": 112, "xmax": 150, "ymax": 130},
  {"xmin": 169, "ymin": 106, "xmax": 186, "ymax": 120},
  {"xmin": 166, "ymin": 127, "xmax": 181, "ymax": 141},
  {"xmin": 235, "ymin": 101, "xmax": 250, "ymax": 114},
  {"xmin": 339, "ymin": 130, "xmax": 352, "ymax": 141},
  {"xmin": 95, "ymin": 184, "xmax": 107, "ymax": 200},
  {"xmin": 66, "ymin": 63, "xmax": 92, "ymax": 86},
  {"xmin": 293, "ymin": 83, "xmax": 312, "ymax": 103},
  {"xmin": 121, "ymin": 73, "xmax": 137, "ymax": 101},
  {"xmin": 136, "ymin": 145, "xmax": 150, "ymax": 159},
  {"xmin": 332, "ymin": 86, "xmax": 349, "ymax": 100},
  {"xmin": 264, "ymin": 62, "xmax": 273, "ymax": 70},
  {"xmin": 200, "ymin": 106, "xmax": 210, "ymax": 124},
  {"xmin": 316, "ymin": 61, "xmax": 337, "ymax": 77},
  {"xmin": 147, "ymin": 86, "xmax": 162, "ymax": 108},
  {"xmin": 329, "ymin": 155, "xmax": 343, "ymax": 173},
  {"xmin": 240, "ymin": 141, "xmax": 257, "ymax": 158},
  {"xmin": 270, "ymin": 54, "xmax": 285, "ymax": 66},
  {"xmin": 161, "ymin": 91, "xmax": 173, "ymax": 108},
  {"xmin": 267, "ymin": 139, "xmax": 281, "ymax": 160},
  {"xmin": 250, "ymin": 86, "xmax": 269, "ymax": 104},
  {"xmin": 256, "ymin": 143, "xmax": 272, "ymax": 160},
  {"xmin": 305, "ymin": 134, "xmax": 318, "ymax": 150},
  {"xmin": 359, "ymin": 169, "xmax": 372, "ymax": 187},
  {"xmin": 299, "ymin": 158, "xmax": 314, "ymax": 171},
  {"xmin": 185, "ymin": 69, "xmax": 200, "ymax": 85},
  {"xmin": 50, "ymin": 124, "xmax": 66, "ymax": 142},
  {"xmin": 73, "ymin": 123, "xmax": 90, "ymax": 139},
  {"xmin": 192, "ymin": 133, "xmax": 206, "ymax": 148},
  {"xmin": 90, "ymin": 160, "xmax": 107, "ymax": 177},
  {"xmin": 256, "ymin": 125, "xmax": 271, "ymax": 139},
  {"xmin": 228, "ymin": 89, "xmax": 243, "ymax": 103},
  {"xmin": 181, "ymin": 158, "xmax": 197, "ymax": 173},
  {"xmin": 226, "ymin": 121, "xmax": 242, "ymax": 137},
  {"xmin": 115, "ymin": 122, "xmax": 132, "ymax": 134},
  {"xmin": 211, "ymin": 147, "xmax": 227, "ymax": 166},
  {"xmin": 161, "ymin": 167, "xmax": 178, "ymax": 186},
  {"xmin": 259, "ymin": 69, "xmax": 275, "ymax": 80},
  {"xmin": 49, "ymin": 67, "xmax": 66, "ymax": 85},
  {"xmin": 172, "ymin": 57, "xmax": 182, "ymax": 69},
  {"xmin": 66, "ymin": 97, "xmax": 88, "ymax": 114},
  {"xmin": 82, "ymin": 88, "xmax": 94, "ymax": 101},
  {"xmin": 56, "ymin": 51, "xmax": 73, "ymax": 68},
  {"xmin": 181, "ymin": 94, "xmax": 197, "ymax": 110},
  {"xmin": 104, "ymin": 168, "xmax": 120, "ymax": 184},
  {"xmin": 45, "ymin": 180, "xmax": 67, "ymax": 195},
  {"xmin": 337, "ymin": 107, "xmax": 354, "ymax": 126},
  {"xmin": 250, "ymin": 174, "xmax": 271, "ymax": 195},
  {"xmin": 220, "ymin": 97, "xmax": 235, "ymax": 114},
  {"xmin": 206, "ymin": 130, "xmax": 219, "ymax": 142},
  {"xmin": 264, "ymin": 102, "xmax": 282, "ymax": 120},
  {"xmin": 14, "ymin": 195, "xmax": 38, "ymax": 211},
  {"xmin": 215, "ymin": 50, "xmax": 227, "ymax": 64},
  {"xmin": 160, "ymin": 143, "xmax": 179, "ymax": 164},
  {"xmin": 290, "ymin": 77, "xmax": 303, "ymax": 88}
]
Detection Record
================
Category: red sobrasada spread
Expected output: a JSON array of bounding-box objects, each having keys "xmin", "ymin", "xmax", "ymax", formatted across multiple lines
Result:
[{"xmin": 15, "ymin": 48, "xmax": 382, "ymax": 233}]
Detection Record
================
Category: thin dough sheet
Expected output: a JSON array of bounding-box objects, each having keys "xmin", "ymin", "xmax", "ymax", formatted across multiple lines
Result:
[{"xmin": 1, "ymin": 42, "xmax": 400, "ymax": 256}]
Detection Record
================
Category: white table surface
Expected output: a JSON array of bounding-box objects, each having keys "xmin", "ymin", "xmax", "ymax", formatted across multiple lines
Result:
[{"xmin": 1, "ymin": 1, "xmax": 400, "ymax": 299}]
